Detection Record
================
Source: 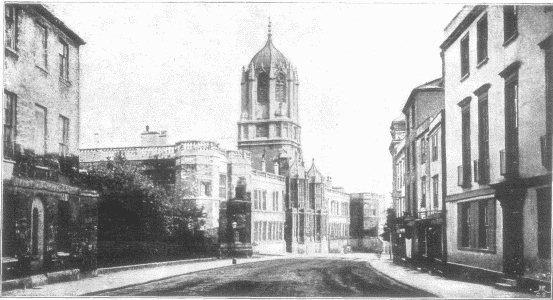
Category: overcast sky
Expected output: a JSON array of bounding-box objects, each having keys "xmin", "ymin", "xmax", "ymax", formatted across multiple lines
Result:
[{"xmin": 48, "ymin": 2, "xmax": 462, "ymax": 196}]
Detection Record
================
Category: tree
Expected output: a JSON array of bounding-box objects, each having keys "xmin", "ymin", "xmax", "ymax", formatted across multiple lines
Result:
[
  {"xmin": 79, "ymin": 152, "xmax": 204, "ymax": 243},
  {"xmin": 380, "ymin": 208, "xmax": 397, "ymax": 242}
]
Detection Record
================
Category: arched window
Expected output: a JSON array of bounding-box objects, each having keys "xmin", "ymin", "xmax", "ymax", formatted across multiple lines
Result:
[
  {"xmin": 256, "ymin": 73, "xmax": 269, "ymax": 119},
  {"xmin": 257, "ymin": 73, "xmax": 269, "ymax": 103},
  {"xmin": 276, "ymin": 73, "xmax": 286, "ymax": 103}
]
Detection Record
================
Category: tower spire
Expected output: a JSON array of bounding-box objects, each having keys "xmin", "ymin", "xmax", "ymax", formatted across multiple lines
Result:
[{"xmin": 268, "ymin": 17, "xmax": 272, "ymax": 39}]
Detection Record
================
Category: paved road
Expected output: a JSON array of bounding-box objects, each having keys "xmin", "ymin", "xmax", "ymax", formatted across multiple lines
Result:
[{"xmin": 86, "ymin": 257, "xmax": 435, "ymax": 297}]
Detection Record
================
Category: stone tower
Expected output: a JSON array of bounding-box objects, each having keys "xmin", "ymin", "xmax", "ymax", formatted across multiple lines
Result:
[{"xmin": 237, "ymin": 20, "xmax": 302, "ymax": 174}]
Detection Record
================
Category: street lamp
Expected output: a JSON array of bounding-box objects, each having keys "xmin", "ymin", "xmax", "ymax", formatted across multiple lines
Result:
[{"xmin": 231, "ymin": 221, "xmax": 237, "ymax": 264}]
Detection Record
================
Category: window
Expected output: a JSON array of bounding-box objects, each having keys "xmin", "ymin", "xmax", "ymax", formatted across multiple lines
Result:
[
  {"xmin": 432, "ymin": 175, "xmax": 439, "ymax": 208},
  {"xmin": 420, "ymin": 138, "xmax": 426, "ymax": 164},
  {"xmin": 37, "ymin": 24, "xmax": 48, "ymax": 69},
  {"xmin": 504, "ymin": 71, "xmax": 519, "ymax": 177},
  {"xmin": 34, "ymin": 105, "xmax": 47, "ymax": 155},
  {"xmin": 431, "ymin": 133, "xmax": 438, "ymax": 161},
  {"xmin": 477, "ymin": 86, "xmax": 490, "ymax": 183},
  {"xmin": 243, "ymin": 125, "xmax": 249, "ymax": 139},
  {"xmin": 200, "ymin": 181, "xmax": 212, "ymax": 197},
  {"xmin": 4, "ymin": 91, "xmax": 16, "ymax": 158},
  {"xmin": 276, "ymin": 73, "xmax": 286, "ymax": 103},
  {"xmin": 478, "ymin": 201, "xmax": 488, "ymax": 248},
  {"xmin": 461, "ymin": 35, "xmax": 470, "ymax": 78},
  {"xmin": 256, "ymin": 124, "xmax": 268, "ymax": 138},
  {"xmin": 219, "ymin": 174, "xmax": 227, "ymax": 198},
  {"xmin": 263, "ymin": 190, "xmax": 267, "ymax": 210},
  {"xmin": 421, "ymin": 176, "xmax": 427, "ymax": 208},
  {"xmin": 537, "ymin": 188, "xmax": 551, "ymax": 259},
  {"xmin": 503, "ymin": 6, "xmax": 518, "ymax": 43},
  {"xmin": 461, "ymin": 104, "xmax": 472, "ymax": 187},
  {"xmin": 253, "ymin": 190, "xmax": 259, "ymax": 210},
  {"xmin": 276, "ymin": 124, "xmax": 281, "ymax": 137},
  {"xmin": 58, "ymin": 115, "xmax": 69, "ymax": 156},
  {"xmin": 5, "ymin": 6, "xmax": 18, "ymax": 50},
  {"xmin": 477, "ymin": 14, "xmax": 488, "ymax": 64},
  {"xmin": 410, "ymin": 105, "xmax": 415, "ymax": 128},
  {"xmin": 458, "ymin": 199, "xmax": 496, "ymax": 250},
  {"xmin": 59, "ymin": 40, "xmax": 69, "ymax": 80},
  {"xmin": 411, "ymin": 141, "xmax": 416, "ymax": 169},
  {"xmin": 460, "ymin": 202, "xmax": 470, "ymax": 247}
]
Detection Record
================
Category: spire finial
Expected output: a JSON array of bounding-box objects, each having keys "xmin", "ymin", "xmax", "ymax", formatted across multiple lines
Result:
[{"xmin": 268, "ymin": 17, "xmax": 272, "ymax": 38}]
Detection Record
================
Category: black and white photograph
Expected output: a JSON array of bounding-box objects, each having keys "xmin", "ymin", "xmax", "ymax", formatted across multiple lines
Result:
[{"xmin": 1, "ymin": 2, "xmax": 552, "ymax": 298}]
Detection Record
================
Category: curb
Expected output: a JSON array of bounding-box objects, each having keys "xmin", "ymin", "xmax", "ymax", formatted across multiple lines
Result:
[
  {"xmin": 2, "ymin": 257, "xmax": 217, "ymax": 292},
  {"xmin": 96, "ymin": 257, "xmax": 217, "ymax": 275}
]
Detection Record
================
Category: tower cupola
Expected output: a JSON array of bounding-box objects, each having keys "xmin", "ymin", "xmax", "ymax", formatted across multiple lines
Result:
[{"xmin": 237, "ymin": 19, "xmax": 303, "ymax": 175}]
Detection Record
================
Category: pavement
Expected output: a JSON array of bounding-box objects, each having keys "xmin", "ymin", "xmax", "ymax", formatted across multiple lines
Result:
[
  {"xmin": 363, "ymin": 253, "xmax": 535, "ymax": 299},
  {"xmin": 1, "ymin": 252, "xmax": 537, "ymax": 298}
]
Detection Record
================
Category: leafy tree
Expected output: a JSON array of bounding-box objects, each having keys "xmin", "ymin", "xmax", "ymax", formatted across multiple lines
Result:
[
  {"xmin": 380, "ymin": 208, "xmax": 397, "ymax": 242},
  {"xmin": 79, "ymin": 152, "xmax": 204, "ymax": 243}
]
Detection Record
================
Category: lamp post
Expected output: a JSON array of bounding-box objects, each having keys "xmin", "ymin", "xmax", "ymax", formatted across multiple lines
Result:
[{"xmin": 231, "ymin": 221, "xmax": 237, "ymax": 264}]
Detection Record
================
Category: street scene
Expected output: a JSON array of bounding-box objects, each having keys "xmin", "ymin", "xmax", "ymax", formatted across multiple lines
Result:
[{"xmin": 2, "ymin": 2, "xmax": 552, "ymax": 298}]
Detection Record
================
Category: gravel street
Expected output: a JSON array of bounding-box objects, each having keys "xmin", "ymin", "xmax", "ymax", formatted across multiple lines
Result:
[{"xmin": 85, "ymin": 257, "xmax": 434, "ymax": 297}]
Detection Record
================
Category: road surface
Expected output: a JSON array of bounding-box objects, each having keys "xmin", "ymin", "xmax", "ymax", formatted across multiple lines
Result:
[{"xmin": 86, "ymin": 257, "xmax": 435, "ymax": 297}]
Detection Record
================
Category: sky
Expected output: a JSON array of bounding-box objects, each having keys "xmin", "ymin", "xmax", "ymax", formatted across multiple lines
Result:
[{"xmin": 47, "ymin": 2, "xmax": 463, "ymax": 197}]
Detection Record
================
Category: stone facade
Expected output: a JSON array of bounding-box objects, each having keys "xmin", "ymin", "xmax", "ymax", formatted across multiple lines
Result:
[
  {"xmin": 441, "ymin": 5, "xmax": 552, "ymax": 284},
  {"xmin": 3, "ymin": 4, "xmax": 98, "ymax": 275},
  {"xmin": 395, "ymin": 78, "xmax": 445, "ymax": 265}
]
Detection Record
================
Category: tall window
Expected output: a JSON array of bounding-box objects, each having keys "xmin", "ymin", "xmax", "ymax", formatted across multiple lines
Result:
[
  {"xmin": 276, "ymin": 73, "xmax": 286, "ymax": 103},
  {"xmin": 503, "ymin": 6, "xmax": 518, "ymax": 43},
  {"xmin": 477, "ymin": 14, "xmax": 488, "ymax": 64},
  {"xmin": 461, "ymin": 35, "xmax": 470, "ymax": 78},
  {"xmin": 477, "ymin": 87, "xmax": 490, "ymax": 183},
  {"xmin": 431, "ymin": 133, "xmax": 438, "ymax": 161},
  {"xmin": 504, "ymin": 71, "xmax": 519, "ymax": 177},
  {"xmin": 59, "ymin": 40, "xmax": 69, "ymax": 80},
  {"xmin": 460, "ymin": 202, "xmax": 470, "ymax": 247},
  {"xmin": 411, "ymin": 141, "xmax": 416, "ymax": 169},
  {"xmin": 410, "ymin": 105, "xmax": 415, "ymax": 128},
  {"xmin": 58, "ymin": 115, "xmax": 69, "ymax": 156},
  {"xmin": 420, "ymin": 138, "xmax": 426, "ymax": 164},
  {"xmin": 4, "ymin": 91, "xmax": 16, "ymax": 158},
  {"xmin": 478, "ymin": 201, "xmax": 488, "ymax": 248},
  {"xmin": 432, "ymin": 175, "xmax": 439, "ymax": 208},
  {"xmin": 421, "ymin": 176, "xmax": 427, "ymax": 208},
  {"xmin": 257, "ymin": 73, "xmax": 269, "ymax": 119},
  {"xmin": 262, "ymin": 190, "xmax": 267, "ymax": 210},
  {"xmin": 34, "ymin": 105, "xmax": 47, "ymax": 155},
  {"xmin": 219, "ymin": 174, "xmax": 227, "ymax": 199},
  {"xmin": 275, "ymin": 124, "xmax": 281, "ymax": 137},
  {"xmin": 37, "ymin": 24, "xmax": 48, "ymax": 69},
  {"xmin": 461, "ymin": 104, "xmax": 471, "ymax": 187},
  {"xmin": 5, "ymin": 6, "xmax": 18, "ymax": 50}
]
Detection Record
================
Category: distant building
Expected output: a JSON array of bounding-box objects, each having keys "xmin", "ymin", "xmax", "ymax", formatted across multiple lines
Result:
[
  {"xmin": 3, "ymin": 4, "xmax": 98, "ymax": 273},
  {"xmin": 441, "ymin": 5, "xmax": 551, "ymax": 285},
  {"xmin": 397, "ymin": 78, "xmax": 445, "ymax": 265},
  {"xmin": 350, "ymin": 192, "xmax": 385, "ymax": 252},
  {"xmin": 389, "ymin": 115, "xmax": 406, "ymax": 218}
]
